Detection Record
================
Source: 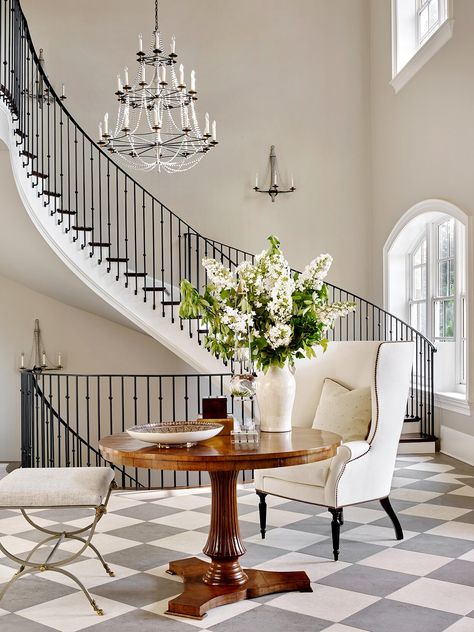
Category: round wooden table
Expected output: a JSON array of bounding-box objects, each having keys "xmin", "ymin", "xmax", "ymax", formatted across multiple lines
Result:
[{"xmin": 99, "ymin": 428, "xmax": 341, "ymax": 619}]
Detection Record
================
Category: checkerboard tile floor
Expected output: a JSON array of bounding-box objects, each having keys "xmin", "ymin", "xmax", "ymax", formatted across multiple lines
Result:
[{"xmin": 1, "ymin": 453, "xmax": 474, "ymax": 631}]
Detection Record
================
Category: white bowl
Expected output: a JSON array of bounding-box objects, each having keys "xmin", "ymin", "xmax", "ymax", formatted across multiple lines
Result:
[{"xmin": 126, "ymin": 422, "xmax": 223, "ymax": 447}]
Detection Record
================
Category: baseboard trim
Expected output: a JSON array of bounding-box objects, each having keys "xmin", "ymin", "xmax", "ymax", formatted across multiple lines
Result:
[
  {"xmin": 440, "ymin": 425, "xmax": 474, "ymax": 466},
  {"xmin": 398, "ymin": 441, "xmax": 436, "ymax": 454}
]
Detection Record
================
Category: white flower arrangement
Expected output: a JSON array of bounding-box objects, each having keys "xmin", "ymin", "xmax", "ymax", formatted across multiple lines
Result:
[{"xmin": 180, "ymin": 236, "xmax": 356, "ymax": 370}]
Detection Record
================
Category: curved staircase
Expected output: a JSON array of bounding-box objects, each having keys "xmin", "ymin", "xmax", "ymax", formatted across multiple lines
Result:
[{"xmin": 3, "ymin": 0, "xmax": 436, "ymax": 456}]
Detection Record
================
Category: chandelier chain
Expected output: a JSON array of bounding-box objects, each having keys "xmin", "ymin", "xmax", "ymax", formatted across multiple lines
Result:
[{"xmin": 155, "ymin": 0, "xmax": 159, "ymax": 32}]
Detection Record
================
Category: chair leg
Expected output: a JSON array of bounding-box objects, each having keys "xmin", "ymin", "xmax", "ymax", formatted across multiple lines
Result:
[
  {"xmin": 380, "ymin": 496, "xmax": 404, "ymax": 540},
  {"xmin": 328, "ymin": 508, "xmax": 343, "ymax": 561},
  {"xmin": 257, "ymin": 491, "xmax": 267, "ymax": 539}
]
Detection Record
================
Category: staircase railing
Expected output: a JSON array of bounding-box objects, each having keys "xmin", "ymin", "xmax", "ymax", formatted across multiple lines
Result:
[
  {"xmin": 4, "ymin": 0, "xmax": 436, "ymax": 442},
  {"xmin": 21, "ymin": 370, "xmax": 254, "ymax": 488}
]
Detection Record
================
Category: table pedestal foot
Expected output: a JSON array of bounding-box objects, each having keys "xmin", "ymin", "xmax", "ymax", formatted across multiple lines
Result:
[{"xmin": 166, "ymin": 557, "xmax": 312, "ymax": 620}]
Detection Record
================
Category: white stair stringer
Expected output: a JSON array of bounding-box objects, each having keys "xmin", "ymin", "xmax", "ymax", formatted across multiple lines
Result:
[{"xmin": 0, "ymin": 101, "xmax": 224, "ymax": 375}]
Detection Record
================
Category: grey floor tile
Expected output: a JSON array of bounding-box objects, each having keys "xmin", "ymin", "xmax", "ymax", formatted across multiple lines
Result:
[
  {"xmin": 394, "ymin": 470, "xmax": 436, "ymax": 480},
  {"xmin": 285, "ymin": 515, "xmax": 360, "ymax": 535},
  {"xmin": 276, "ymin": 501, "xmax": 323, "ymax": 515},
  {"xmin": 113, "ymin": 503, "xmax": 180, "ymax": 521},
  {"xmin": 453, "ymin": 511, "xmax": 474, "ymax": 524},
  {"xmin": 104, "ymin": 544, "xmax": 179, "ymax": 571},
  {"xmin": 428, "ymin": 559, "xmax": 474, "ymax": 586},
  {"xmin": 372, "ymin": 514, "xmax": 443, "ymax": 533},
  {"xmin": 0, "ymin": 575, "xmax": 76, "ymax": 612},
  {"xmin": 91, "ymin": 608, "xmax": 192, "ymax": 631},
  {"xmin": 426, "ymin": 495, "xmax": 474, "ymax": 510},
  {"xmin": 396, "ymin": 533, "xmax": 473, "ymax": 558},
  {"xmin": 209, "ymin": 603, "xmax": 331, "ymax": 632},
  {"xmin": 318, "ymin": 563, "xmax": 417, "ymax": 597},
  {"xmin": 239, "ymin": 542, "xmax": 293, "ymax": 567},
  {"xmin": 92, "ymin": 572, "xmax": 179, "ymax": 607},
  {"xmin": 0, "ymin": 613, "xmax": 57, "ymax": 632},
  {"xmin": 404, "ymin": 480, "xmax": 463, "ymax": 493},
  {"xmin": 300, "ymin": 539, "xmax": 383, "ymax": 563},
  {"xmin": 31, "ymin": 507, "xmax": 95, "ymax": 522},
  {"xmin": 343, "ymin": 598, "xmax": 459, "ymax": 632},
  {"xmin": 106, "ymin": 521, "xmax": 181, "ymax": 543}
]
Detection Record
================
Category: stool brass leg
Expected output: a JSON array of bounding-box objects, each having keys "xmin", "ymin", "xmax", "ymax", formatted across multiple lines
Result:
[
  {"xmin": 66, "ymin": 535, "xmax": 115, "ymax": 577},
  {"xmin": 40, "ymin": 567, "xmax": 104, "ymax": 615}
]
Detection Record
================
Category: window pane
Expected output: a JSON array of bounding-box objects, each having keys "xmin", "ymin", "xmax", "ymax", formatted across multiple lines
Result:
[
  {"xmin": 413, "ymin": 265, "xmax": 426, "ymax": 300},
  {"xmin": 444, "ymin": 299, "xmax": 455, "ymax": 338},
  {"xmin": 434, "ymin": 299, "xmax": 455, "ymax": 339},
  {"xmin": 438, "ymin": 221, "xmax": 449, "ymax": 259},
  {"xmin": 439, "ymin": 261, "xmax": 448, "ymax": 296},
  {"xmin": 419, "ymin": 6, "xmax": 429, "ymax": 39},
  {"xmin": 410, "ymin": 302, "xmax": 426, "ymax": 336},
  {"xmin": 449, "ymin": 259, "xmax": 455, "ymax": 295},
  {"xmin": 428, "ymin": 0, "xmax": 439, "ymax": 28},
  {"xmin": 449, "ymin": 218, "xmax": 455, "ymax": 256}
]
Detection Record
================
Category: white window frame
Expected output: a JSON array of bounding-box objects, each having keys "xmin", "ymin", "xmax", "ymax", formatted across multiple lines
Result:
[
  {"xmin": 391, "ymin": 0, "xmax": 454, "ymax": 93},
  {"xmin": 417, "ymin": 0, "xmax": 442, "ymax": 45},
  {"xmin": 432, "ymin": 217, "xmax": 456, "ymax": 343},
  {"xmin": 384, "ymin": 199, "xmax": 471, "ymax": 415}
]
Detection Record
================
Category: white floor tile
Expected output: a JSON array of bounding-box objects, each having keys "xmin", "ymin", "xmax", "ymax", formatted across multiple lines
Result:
[
  {"xmin": 144, "ymin": 563, "xmax": 183, "ymax": 583},
  {"xmin": 388, "ymin": 577, "xmax": 474, "ymax": 615},
  {"xmin": 359, "ymin": 547, "xmax": 452, "ymax": 576},
  {"xmin": 245, "ymin": 527, "xmax": 327, "ymax": 551},
  {"xmin": 0, "ymin": 535, "xmax": 40, "ymax": 555},
  {"xmin": 253, "ymin": 552, "xmax": 350, "ymax": 581},
  {"xmin": 428, "ymin": 522, "xmax": 474, "ymax": 541},
  {"xmin": 342, "ymin": 524, "xmax": 418, "ymax": 547},
  {"xmin": 143, "ymin": 594, "xmax": 259, "ymax": 629},
  {"xmin": 267, "ymin": 584, "xmax": 379, "ymax": 622},
  {"xmin": 319, "ymin": 506, "xmax": 386, "ymax": 524},
  {"xmin": 391, "ymin": 476, "xmax": 420, "ymax": 488},
  {"xmin": 72, "ymin": 533, "xmax": 140, "ymax": 556},
  {"xmin": 444, "ymin": 619, "xmax": 474, "ymax": 632},
  {"xmin": 400, "ymin": 503, "xmax": 471, "ymax": 521},
  {"xmin": 16, "ymin": 592, "xmax": 135, "ymax": 632},
  {"xmin": 149, "ymin": 530, "xmax": 208, "ymax": 555},
  {"xmin": 396, "ymin": 456, "xmax": 434, "ymax": 462},
  {"xmin": 405, "ymin": 463, "xmax": 454, "ymax": 473},
  {"xmin": 105, "ymin": 495, "xmax": 144, "ymax": 512},
  {"xmin": 426, "ymin": 474, "xmax": 472, "ymax": 484},
  {"xmin": 155, "ymin": 495, "xmax": 211, "ymax": 510},
  {"xmin": 0, "ymin": 563, "xmax": 15, "ymax": 582},
  {"xmin": 65, "ymin": 513, "xmax": 142, "ymax": 533},
  {"xmin": 42, "ymin": 559, "xmax": 139, "ymax": 589},
  {"xmin": 240, "ymin": 508, "xmax": 309, "ymax": 527},
  {"xmin": 0, "ymin": 514, "xmax": 55, "ymax": 535},
  {"xmin": 237, "ymin": 494, "xmax": 288, "ymax": 507},
  {"xmin": 390, "ymin": 488, "xmax": 443, "ymax": 502},
  {"xmin": 449, "ymin": 486, "xmax": 474, "ymax": 498},
  {"xmin": 323, "ymin": 626, "xmax": 370, "ymax": 632},
  {"xmin": 459, "ymin": 549, "xmax": 474, "ymax": 562},
  {"xmin": 151, "ymin": 510, "xmax": 211, "ymax": 530}
]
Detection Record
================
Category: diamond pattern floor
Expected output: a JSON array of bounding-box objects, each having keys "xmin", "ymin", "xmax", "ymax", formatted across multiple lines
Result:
[{"xmin": 0, "ymin": 453, "xmax": 474, "ymax": 631}]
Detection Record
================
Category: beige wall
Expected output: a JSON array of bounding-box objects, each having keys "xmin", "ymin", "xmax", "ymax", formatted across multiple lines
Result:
[
  {"xmin": 21, "ymin": 0, "xmax": 372, "ymax": 297},
  {"xmin": 370, "ymin": 0, "xmax": 474, "ymax": 436},
  {"xmin": 0, "ymin": 274, "xmax": 190, "ymax": 461}
]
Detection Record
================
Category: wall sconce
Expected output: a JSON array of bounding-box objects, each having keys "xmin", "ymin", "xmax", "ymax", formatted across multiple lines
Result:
[
  {"xmin": 254, "ymin": 145, "xmax": 296, "ymax": 202},
  {"xmin": 19, "ymin": 319, "xmax": 63, "ymax": 372}
]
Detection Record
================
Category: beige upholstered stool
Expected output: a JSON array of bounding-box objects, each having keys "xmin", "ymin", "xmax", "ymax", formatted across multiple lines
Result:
[{"xmin": 0, "ymin": 467, "xmax": 116, "ymax": 616}]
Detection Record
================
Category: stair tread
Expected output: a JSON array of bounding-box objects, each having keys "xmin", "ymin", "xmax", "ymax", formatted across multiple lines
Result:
[
  {"xmin": 162, "ymin": 300, "xmax": 181, "ymax": 306},
  {"xmin": 89, "ymin": 242, "xmax": 111, "ymax": 247},
  {"xmin": 14, "ymin": 128, "xmax": 26, "ymax": 138},
  {"xmin": 42, "ymin": 190, "xmax": 61, "ymax": 197},
  {"xmin": 143, "ymin": 286, "xmax": 166, "ymax": 292},
  {"xmin": 30, "ymin": 170, "xmax": 48, "ymax": 179},
  {"xmin": 57, "ymin": 209, "xmax": 76, "ymax": 215},
  {"xmin": 106, "ymin": 257, "xmax": 129, "ymax": 262},
  {"xmin": 197, "ymin": 329, "xmax": 209, "ymax": 334},
  {"xmin": 72, "ymin": 226, "xmax": 93, "ymax": 232},
  {"xmin": 20, "ymin": 150, "xmax": 36, "ymax": 159},
  {"xmin": 125, "ymin": 272, "xmax": 147, "ymax": 277},
  {"xmin": 399, "ymin": 433, "xmax": 437, "ymax": 442}
]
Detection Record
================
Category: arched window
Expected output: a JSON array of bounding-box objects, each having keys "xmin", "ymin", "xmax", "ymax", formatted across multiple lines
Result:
[{"xmin": 384, "ymin": 200, "xmax": 470, "ymax": 414}]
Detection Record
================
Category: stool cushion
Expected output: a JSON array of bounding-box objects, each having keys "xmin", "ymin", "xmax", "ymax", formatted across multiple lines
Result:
[{"xmin": 0, "ymin": 467, "xmax": 115, "ymax": 508}]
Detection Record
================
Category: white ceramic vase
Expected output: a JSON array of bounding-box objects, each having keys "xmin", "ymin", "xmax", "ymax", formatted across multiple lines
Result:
[{"xmin": 256, "ymin": 364, "xmax": 296, "ymax": 432}]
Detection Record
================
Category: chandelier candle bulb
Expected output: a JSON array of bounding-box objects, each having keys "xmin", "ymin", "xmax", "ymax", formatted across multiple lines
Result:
[
  {"xmin": 179, "ymin": 63, "xmax": 185, "ymax": 86},
  {"xmin": 124, "ymin": 66, "xmax": 129, "ymax": 86},
  {"xmin": 104, "ymin": 112, "xmax": 109, "ymax": 135},
  {"xmin": 291, "ymin": 175, "xmax": 294, "ymax": 188},
  {"xmin": 212, "ymin": 120, "xmax": 217, "ymax": 141},
  {"xmin": 124, "ymin": 109, "xmax": 130, "ymax": 130},
  {"xmin": 154, "ymin": 30, "xmax": 160, "ymax": 51},
  {"xmin": 61, "ymin": 83, "xmax": 65, "ymax": 98},
  {"xmin": 153, "ymin": 105, "xmax": 159, "ymax": 127},
  {"xmin": 139, "ymin": 33, "xmax": 143, "ymax": 52},
  {"xmin": 190, "ymin": 70, "xmax": 196, "ymax": 92},
  {"xmin": 255, "ymin": 173, "xmax": 259, "ymax": 188},
  {"xmin": 171, "ymin": 35, "xmax": 176, "ymax": 54},
  {"xmin": 204, "ymin": 112, "xmax": 210, "ymax": 135},
  {"xmin": 117, "ymin": 74, "xmax": 122, "ymax": 92},
  {"xmin": 161, "ymin": 65, "xmax": 166, "ymax": 83}
]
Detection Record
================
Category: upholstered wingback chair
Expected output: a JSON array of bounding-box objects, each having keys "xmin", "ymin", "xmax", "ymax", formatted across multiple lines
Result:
[{"xmin": 254, "ymin": 341, "xmax": 414, "ymax": 561}]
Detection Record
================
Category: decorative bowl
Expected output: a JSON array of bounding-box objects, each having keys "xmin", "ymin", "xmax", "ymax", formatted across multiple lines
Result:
[{"xmin": 126, "ymin": 422, "xmax": 223, "ymax": 447}]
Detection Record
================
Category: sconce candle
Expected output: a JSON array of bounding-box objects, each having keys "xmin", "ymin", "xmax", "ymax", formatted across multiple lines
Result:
[{"xmin": 254, "ymin": 145, "xmax": 296, "ymax": 202}]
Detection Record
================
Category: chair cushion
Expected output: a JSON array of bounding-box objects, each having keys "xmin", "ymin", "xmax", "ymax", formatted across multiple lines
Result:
[
  {"xmin": 0, "ymin": 467, "xmax": 115, "ymax": 508},
  {"xmin": 312, "ymin": 378, "xmax": 371, "ymax": 442},
  {"xmin": 255, "ymin": 458, "xmax": 332, "ymax": 491}
]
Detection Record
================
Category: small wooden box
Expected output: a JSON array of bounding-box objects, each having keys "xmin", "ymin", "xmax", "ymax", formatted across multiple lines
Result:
[
  {"xmin": 199, "ymin": 415, "xmax": 235, "ymax": 436},
  {"xmin": 202, "ymin": 397, "xmax": 228, "ymax": 420}
]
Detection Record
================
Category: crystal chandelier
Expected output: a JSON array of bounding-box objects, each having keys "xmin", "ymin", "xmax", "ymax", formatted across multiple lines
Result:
[{"xmin": 98, "ymin": 0, "xmax": 218, "ymax": 173}]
